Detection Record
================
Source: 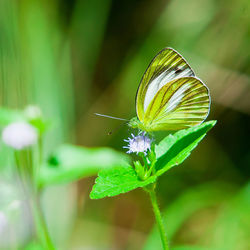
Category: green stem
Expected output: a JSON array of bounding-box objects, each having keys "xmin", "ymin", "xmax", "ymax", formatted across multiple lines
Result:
[
  {"xmin": 14, "ymin": 151, "xmax": 28, "ymax": 193},
  {"xmin": 38, "ymin": 135, "xmax": 43, "ymax": 166},
  {"xmin": 14, "ymin": 149, "xmax": 55, "ymax": 249},
  {"xmin": 33, "ymin": 135, "xmax": 43, "ymax": 186},
  {"xmin": 31, "ymin": 195, "xmax": 55, "ymax": 250},
  {"xmin": 148, "ymin": 187, "xmax": 169, "ymax": 250},
  {"xmin": 33, "ymin": 136, "xmax": 55, "ymax": 249},
  {"xmin": 139, "ymin": 152, "xmax": 148, "ymax": 169}
]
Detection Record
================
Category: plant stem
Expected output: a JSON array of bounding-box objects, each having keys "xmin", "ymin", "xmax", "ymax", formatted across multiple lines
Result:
[
  {"xmin": 31, "ymin": 194, "xmax": 55, "ymax": 250},
  {"xmin": 148, "ymin": 187, "xmax": 169, "ymax": 250},
  {"xmin": 34, "ymin": 135, "xmax": 43, "ymax": 185},
  {"xmin": 33, "ymin": 136, "xmax": 55, "ymax": 249},
  {"xmin": 14, "ymin": 149, "xmax": 55, "ymax": 249}
]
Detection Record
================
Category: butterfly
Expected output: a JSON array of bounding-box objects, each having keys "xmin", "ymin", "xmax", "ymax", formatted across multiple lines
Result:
[{"xmin": 128, "ymin": 47, "xmax": 211, "ymax": 132}]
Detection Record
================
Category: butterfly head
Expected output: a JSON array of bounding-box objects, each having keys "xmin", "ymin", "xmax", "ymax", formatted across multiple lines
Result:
[{"xmin": 128, "ymin": 117, "xmax": 148, "ymax": 132}]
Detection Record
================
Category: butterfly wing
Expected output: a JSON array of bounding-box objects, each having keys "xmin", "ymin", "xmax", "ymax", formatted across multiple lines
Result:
[
  {"xmin": 136, "ymin": 48, "xmax": 195, "ymax": 122},
  {"xmin": 143, "ymin": 77, "xmax": 210, "ymax": 131}
]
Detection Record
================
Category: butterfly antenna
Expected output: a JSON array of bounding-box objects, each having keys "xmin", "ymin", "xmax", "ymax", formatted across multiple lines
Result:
[
  {"xmin": 108, "ymin": 121, "xmax": 128, "ymax": 136},
  {"xmin": 94, "ymin": 113, "xmax": 129, "ymax": 121}
]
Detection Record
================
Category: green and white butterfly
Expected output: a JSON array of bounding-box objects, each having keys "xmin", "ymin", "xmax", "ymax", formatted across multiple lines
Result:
[{"xmin": 128, "ymin": 47, "xmax": 211, "ymax": 132}]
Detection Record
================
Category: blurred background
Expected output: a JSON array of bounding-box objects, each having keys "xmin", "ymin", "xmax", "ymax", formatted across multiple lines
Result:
[{"xmin": 0, "ymin": 0, "xmax": 249, "ymax": 249}]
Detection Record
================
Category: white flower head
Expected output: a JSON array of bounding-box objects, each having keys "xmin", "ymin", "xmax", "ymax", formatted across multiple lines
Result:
[
  {"xmin": 2, "ymin": 122, "xmax": 38, "ymax": 150},
  {"xmin": 124, "ymin": 133, "xmax": 152, "ymax": 155},
  {"xmin": 24, "ymin": 105, "xmax": 42, "ymax": 120}
]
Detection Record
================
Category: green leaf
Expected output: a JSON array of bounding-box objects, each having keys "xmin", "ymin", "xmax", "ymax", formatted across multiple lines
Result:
[
  {"xmin": 90, "ymin": 121, "xmax": 216, "ymax": 200},
  {"xmin": 154, "ymin": 120, "xmax": 216, "ymax": 176},
  {"xmin": 209, "ymin": 183, "xmax": 250, "ymax": 250},
  {"xmin": 172, "ymin": 246, "xmax": 215, "ymax": 250},
  {"xmin": 38, "ymin": 144, "xmax": 130, "ymax": 188},
  {"xmin": 90, "ymin": 164, "xmax": 157, "ymax": 199},
  {"xmin": 24, "ymin": 241, "xmax": 44, "ymax": 250},
  {"xmin": 0, "ymin": 108, "xmax": 25, "ymax": 126},
  {"xmin": 0, "ymin": 107, "xmax": 49, "ymax": 135},
  {"xmin": 29, "ymin": 118, "xmax": 51, "ymax": 135}
]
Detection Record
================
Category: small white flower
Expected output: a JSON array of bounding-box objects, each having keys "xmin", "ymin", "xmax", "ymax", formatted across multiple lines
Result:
[
  {"xmin": 24, "ymin": 105, "xmax": 42, "ymax": 120},
  {"xmin": 124, "ymin": 133, "xmax": 152, "ymax": 154},
  {"xmin": 2, "ymin": 122, "xmax": 38, "ymax": 150}
]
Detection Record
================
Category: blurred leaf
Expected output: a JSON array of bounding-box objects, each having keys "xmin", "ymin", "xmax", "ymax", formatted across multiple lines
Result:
[
  {"xmin": 71, "ymin": 0, "xmax": 111, "ymax": 112},
  {"xmin": 38, "ymin": 144, "xmax": 130, "ymax": 188},
  {"xmin": 143, "ymin": 182, "xmax": 236, "ymax": 250},
  {"xmin": 209, "ymin": 183, "xmax": 250, "ymax": 250},
  {"xmin": 21, "ymin": 0, "xmax": 75, "ymax": 152},
  {"xmin": 172, "ymin": 246, "xmax": 214, "ymax": 250},
  {"xmin": 0, "ymin": 108, "xmax": 25, "ymax": 126},
  {"xmin": 0, "ymin": 0, "xmax": 24, "ymax": 108},
  {"xmin": 0, "ymin": 107, "xmax": 49, "ymax": 135},
  {"xmin": 90, "ymin": 164, "xmax": 157, "ymax": 199},
  {"xmin": 29, "ymin": 118, "xmax": 51, "ymax": 135},
  {"xmin": 24, "ymin": 241, "xmax": 44, "ymax": 250},
  {"xmin": 155, "ymin": 121, "xmax": 216, "ymax": 176},
  {"xmin": 72, "ymin": 0, "xmax": 111, "ymax": 74}
]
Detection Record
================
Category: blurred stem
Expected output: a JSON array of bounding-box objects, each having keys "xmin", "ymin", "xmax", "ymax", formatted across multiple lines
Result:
[
  {"xmin": 14, "ymin": 151, "xmax": 28, "ymax": 193},
  {"xmin": 33, "ymin": 136, "xmax": 55, "ymax": 250},
  {"xmin": 14, "ymin": 151, "xmax": 23, "ymax": 180},
  {"xmin": 27, "ymin": 149, "xmax": 34, "ymax": 186},
  {"xmin": 31, "ymin": 194, "xmax": 55, "ymax": 250},
  {"xmin": 38, "ymin": 135, "xmax": 43, "ymax": 165},
  {"xmin": 36, "ymin": 135, "xmax": 43, "ymax": 185},
  {"xmin": 147, "ymin": 186, "xmax": 169, "ymax": 250},
  {"xmin": 14, "ymin": 149, "xmax": 54, "ymax": 249}
]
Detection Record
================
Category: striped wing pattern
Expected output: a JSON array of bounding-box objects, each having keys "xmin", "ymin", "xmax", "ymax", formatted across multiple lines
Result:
[
  {"xmin": 136, "ymin": 48, "xmax": 195, "ymax": 121},
  {"xmin": 143, "ymin": 77, "xmax": 210, "ymax": 131}
]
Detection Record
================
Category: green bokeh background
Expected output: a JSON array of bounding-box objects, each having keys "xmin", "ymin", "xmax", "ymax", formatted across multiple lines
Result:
[{"xmin": 0, "ymin": 0, "xmax": 249, "ymax": 249}]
